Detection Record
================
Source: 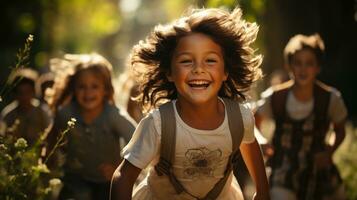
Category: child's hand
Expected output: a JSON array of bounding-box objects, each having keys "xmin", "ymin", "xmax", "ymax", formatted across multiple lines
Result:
[
  {"xmin": 98, "ymin": 163, "xmax": 116, "ymax": 180},
  {"xmin": 252, "ymin": 192, "xmax": 270, "ymax": 200},
  {"xmin": 314, "ymin": 150, "xmax": 333, "ymax": 170},
  {"xmin": 261, "ymin": 143, "xmax": 274, "ymax": 158}
]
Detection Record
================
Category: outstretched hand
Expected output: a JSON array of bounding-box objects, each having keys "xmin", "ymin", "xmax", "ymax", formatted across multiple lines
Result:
[{"xmin": 314, "ymin": 150, "xmax": 333, "ymax": 170}]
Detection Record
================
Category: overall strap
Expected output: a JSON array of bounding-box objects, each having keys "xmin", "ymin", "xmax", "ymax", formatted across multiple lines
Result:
[
  {"xmin": 313, "ymin": 81, "xmax": 331, "ymax": 124},
  {"xmin": 270, "ymin": 80, "xmax": 294, "ymax": 121},
  {"xmin": 311, "ymin": 81, "xmax": 332, "ymax": 151}
]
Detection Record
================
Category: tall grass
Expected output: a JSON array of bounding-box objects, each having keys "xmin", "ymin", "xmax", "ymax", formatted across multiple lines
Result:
[{"xmin": 334, "ymin": 121, "xmax": 357, "ymax": 200}]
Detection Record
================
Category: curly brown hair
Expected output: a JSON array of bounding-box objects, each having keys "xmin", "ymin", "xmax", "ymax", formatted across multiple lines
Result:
[
  {"xmin": 47, "ymin": 53, "xmax": 115, "ymax": 112},
  {"xmin": 131, "ymin": 7, "xmax": 262, "ymax": 112}
]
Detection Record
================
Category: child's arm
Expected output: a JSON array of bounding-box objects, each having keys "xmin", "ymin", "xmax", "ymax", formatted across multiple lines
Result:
[
  {"xmin": 314, "ymin": 119, "xmax": 346, "ymax": 169},
  {"xmin": 331, "ymin": 120, "xmax": 346, "ymax": 153},
  {"xmin": 254, "ymin": 113, "xmax": 274, "ymax": 158},
  {"xmin": 110, "ymin": 159, "xmax": 141, "ymax": 200},
  {"xmin": 240, "ymin": 139, "xmax": 270, "ymax": 200}
]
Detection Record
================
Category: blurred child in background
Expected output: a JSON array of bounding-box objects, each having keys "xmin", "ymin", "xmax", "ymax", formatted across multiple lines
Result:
[
  {"xmin": 0, "ymin": 68, "xmax": 51, "ymax": 145},
  {"xmin": 255, "ymin": 34, "xmax": 348, "ymax": 200},
  {"xmin": 46, "ymin": 53, "xmax": 136, "ymax": 200}
]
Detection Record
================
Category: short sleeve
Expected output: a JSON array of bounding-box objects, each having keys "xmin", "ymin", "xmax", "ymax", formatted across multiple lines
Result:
[
  {"xmin": 111, "ymin": 106, "xmax": 137, "ymax": 143},
  {"xmin": 255, "ymin": 89, "xmax": 273, "ymax": 120},
  {"xmin": 240, "ymin": 103, "xmax": 255, "ymax": 144},
  {"xmin": 328, "ymin": 89, "xmax": 348, "ymax": 123},
  {"xmin": 122, "ymin": 112, "xmax": 160, "ymax": 169}
]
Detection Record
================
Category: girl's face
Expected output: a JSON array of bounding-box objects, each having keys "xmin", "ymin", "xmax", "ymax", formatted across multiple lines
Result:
[
  {"xmin": 74, "ymin": 70, "xmax": 107, "ymax": 112},
  {"xmin": 289, "ymin": 48, "xmax": 320, "ymax": 87},
  {"xmin": 16, "ymin": 83, "xmax": 35, "ymax": 107},
  {"xmin": 168, "ymin": 33, "xmax": 227, "ymax": 105}
]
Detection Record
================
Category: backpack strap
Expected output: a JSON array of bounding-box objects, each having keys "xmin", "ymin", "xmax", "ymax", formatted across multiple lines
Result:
[
  {"xmin": 155, "ymin": 102, "xmax": 185, "ymax": 194},
  {"xmin": 203, "ymin": 98, "xmax": 244, "ymax": 200},
  {"xmin": 222, "ymin": 98, "xmax": 244, "ymax": 152},
  {"xmin": 156, "ymin": 99, "xmax": 244, "ymax": 199}
]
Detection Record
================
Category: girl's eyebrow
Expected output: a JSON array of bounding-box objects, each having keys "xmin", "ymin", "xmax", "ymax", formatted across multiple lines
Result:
[{"xmin": 174, "ymin": 51, "xmax": 221, "ymax": 57}]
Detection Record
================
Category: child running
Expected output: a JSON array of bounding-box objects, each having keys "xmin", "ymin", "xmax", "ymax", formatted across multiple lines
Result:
[
  {"xmin": 46, "ymin": 53, "xmax": 136, "ymax": 200},
  {"xmin": 111, "ymin": 7, "xmax": 270, "ymax": 200},
  {"xmin": 0, "ymin": 68, "xmax": 51, "ymax": 145},
  {"xmin": 255, "ymin": 34, "xmax": 348, "ymax": 200}
]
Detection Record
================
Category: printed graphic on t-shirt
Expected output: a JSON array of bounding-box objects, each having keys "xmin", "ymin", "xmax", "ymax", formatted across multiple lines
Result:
[{"xmin": 183, "ymin": 147, "xmax": 222, "ymax": 179}]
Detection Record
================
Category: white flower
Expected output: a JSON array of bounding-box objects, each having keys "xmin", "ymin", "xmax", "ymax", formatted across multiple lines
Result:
[
  {"xmin": 49, "ymin": 178, "xmax": 62, "ymax": 187},
  {"xmin": 27, "ymin": 34, "xmax": 34, "ymax": 42},
  {"xmin": 14, "ymin": 138, "xmax": 28, "ymax": 149},
  {"xmin": 67, "ymin": 118, "xmax": 76, "ymax": 128},
  {"xmin": 32, "ymin": 163, "xmax": 49, "ymax": 173}
]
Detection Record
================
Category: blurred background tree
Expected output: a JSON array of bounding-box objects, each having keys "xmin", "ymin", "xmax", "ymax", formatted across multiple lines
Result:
[
  {"xmin": 1, "ymin": 0, "xmax": 356, "ymax": 198},
  {"xmin": 2, "ymin": 0, "xmax": 355, "ymax": 118}
]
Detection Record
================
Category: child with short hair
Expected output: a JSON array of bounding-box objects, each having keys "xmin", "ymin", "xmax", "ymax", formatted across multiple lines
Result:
[
  {"xmin": 46, "ymin": 53, "xmax": 136, "ymax": 200},
  {"xmin": 0, "ymin": 68, "xmax": 51, "ymax": 144},
  {"xmin": 111, "ymin": 7, "xmax": 270, "ymax": 200},
  {"xmin": 255, "ymin": 34, "xmax": 348, "ymax": 200}
]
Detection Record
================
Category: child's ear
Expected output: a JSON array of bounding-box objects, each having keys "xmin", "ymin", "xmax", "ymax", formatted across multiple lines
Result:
[
  {"xmin": 284, "ymin": 63, "xmax": 294, "ymax": 79},
  {"xmin": 166, "ymin": 71, "xmax": 174, "ymax": 82},
  {"xmin": 317, "ymin": 65, "xmax": 321, "ymax": 74},
  {"xmin": 223, "ymin": 71, "xmax": 228, "ymax": 81},
  {"xmin": 284, "ymin": 63, "xmax": 291, "ymax": 72}
]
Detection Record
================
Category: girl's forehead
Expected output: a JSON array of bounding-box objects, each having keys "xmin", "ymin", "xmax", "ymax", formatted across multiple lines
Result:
[
  {"xmin": 174, "ymin": 33, "xmax": 223, "ymax": 55},
  {"xmin": 78, "ymin": 69, "xmax": 97, "ymax": 76},
  {"xmin": 76, "ymin": 69, "xmax": 105, "ymax": 81},
  {"xmin": 292, "ymin": 48, "xmax": 318, "ymax": 60},
  {"xmin": 293, "ymin": 48, "xmax": 316, "ymax": 58}
]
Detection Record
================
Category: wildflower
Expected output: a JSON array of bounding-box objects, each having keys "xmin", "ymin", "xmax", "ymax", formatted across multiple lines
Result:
[
  {"xmin": 49, "ymin": 178, "xmax": 62, "ymax": 187},
  {"xmin": 7, "ymin": 119, "xmax": 20, "ymax": 133},
  {"xmin": 4, "ymin": 153, "xmax": 12, "ymax": 161},
  {"xmin": 0, "ymin": 144, "xmax": 7, "ymax": 151},
  {"xmin": 14, "ymin": 138, "xmax": 28, "ymax": 149},
  {"xmin": 32, "ymin": 163, "xmax": 50, "ymax": 173},
  {"xmin": 27, "ymin": 34, "xmax": 34, "ymax": 43},
  {"xmin": 67, "ymin": 117, "xmax": 76, "ymax": 128},
  {"xmin": 44, "ymin": 117, "xmax": 75, "ymax": 164}
]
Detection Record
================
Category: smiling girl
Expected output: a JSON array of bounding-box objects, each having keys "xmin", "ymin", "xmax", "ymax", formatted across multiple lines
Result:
[
  {"xmin": 46, "ymin": 53, "xmax": 136, "ymax": 200},
  {"xmin": 110, "ymin": 7, "xmax": 270, "ymax": 200}
]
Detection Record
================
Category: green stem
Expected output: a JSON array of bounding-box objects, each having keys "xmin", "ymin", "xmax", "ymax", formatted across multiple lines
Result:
[{"xmin": 43, "ymin": 127, "xmax": 70, "ymax": 164}]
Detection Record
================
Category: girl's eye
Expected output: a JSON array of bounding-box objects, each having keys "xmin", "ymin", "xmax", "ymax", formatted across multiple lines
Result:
[
  {"xmin": 305, "ymin": 60, "xmax": 317, "ymax": 67},
  {"xmin": 206, "ymin": 59, "xmax": 217, "ymax": 64},
  {"xmin": 92, "ymin": 85, "xmax": 99, "ymax": 89},
  {"xmin": 77, "ymin": 85, "xmax": 86, "ymax": 90},
  {"xmin": 179, "ymin": 60, "xmax": 192, "ymax": 64}
]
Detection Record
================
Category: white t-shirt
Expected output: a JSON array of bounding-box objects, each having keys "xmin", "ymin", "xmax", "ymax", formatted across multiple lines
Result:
[
  {"xmin": 123, "ymin": 100, "xmax": 255, "ymax": 200},
  {"xmin": 256, "ymin": 87, "xmax": 348, "ymax": 123}
]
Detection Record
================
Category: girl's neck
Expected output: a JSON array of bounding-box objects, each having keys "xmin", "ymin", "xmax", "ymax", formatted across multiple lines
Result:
[
  {"xmin": 79, "ymin": 104, "xmax": 104, "ymax": 124},
  {"xmin": 175, "ymin": 97, "xmax": 225, "ymax": 130},
  {"xmin": 292, "ymin": 82, "xmax": 314, "ymax": 102},
  {"xmin": 18, "ymin": 103, "xmax": 34, "ymax": 113}
]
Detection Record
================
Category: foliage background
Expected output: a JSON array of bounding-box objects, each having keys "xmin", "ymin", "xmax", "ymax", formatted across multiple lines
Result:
[
  {"xmin": 0, "ymin": 0, "xmax": 356, "ymax": 199},
  {"xmin": 1, "ymin": 0, "xmax": 356, "ymax": 118}
]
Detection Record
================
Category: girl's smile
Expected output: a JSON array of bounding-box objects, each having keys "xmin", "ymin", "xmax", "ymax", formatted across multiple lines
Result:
[
  {"xmin": 74, "ymin": 70, "xmax": 106, "ymax": 114},
  {"xmin": 289, "ymin": 48, "xmax": 320, "ymax": 87},
  {"xmin": 168, "ymin": 33, "xmax": 227, "ymax": 105}
]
